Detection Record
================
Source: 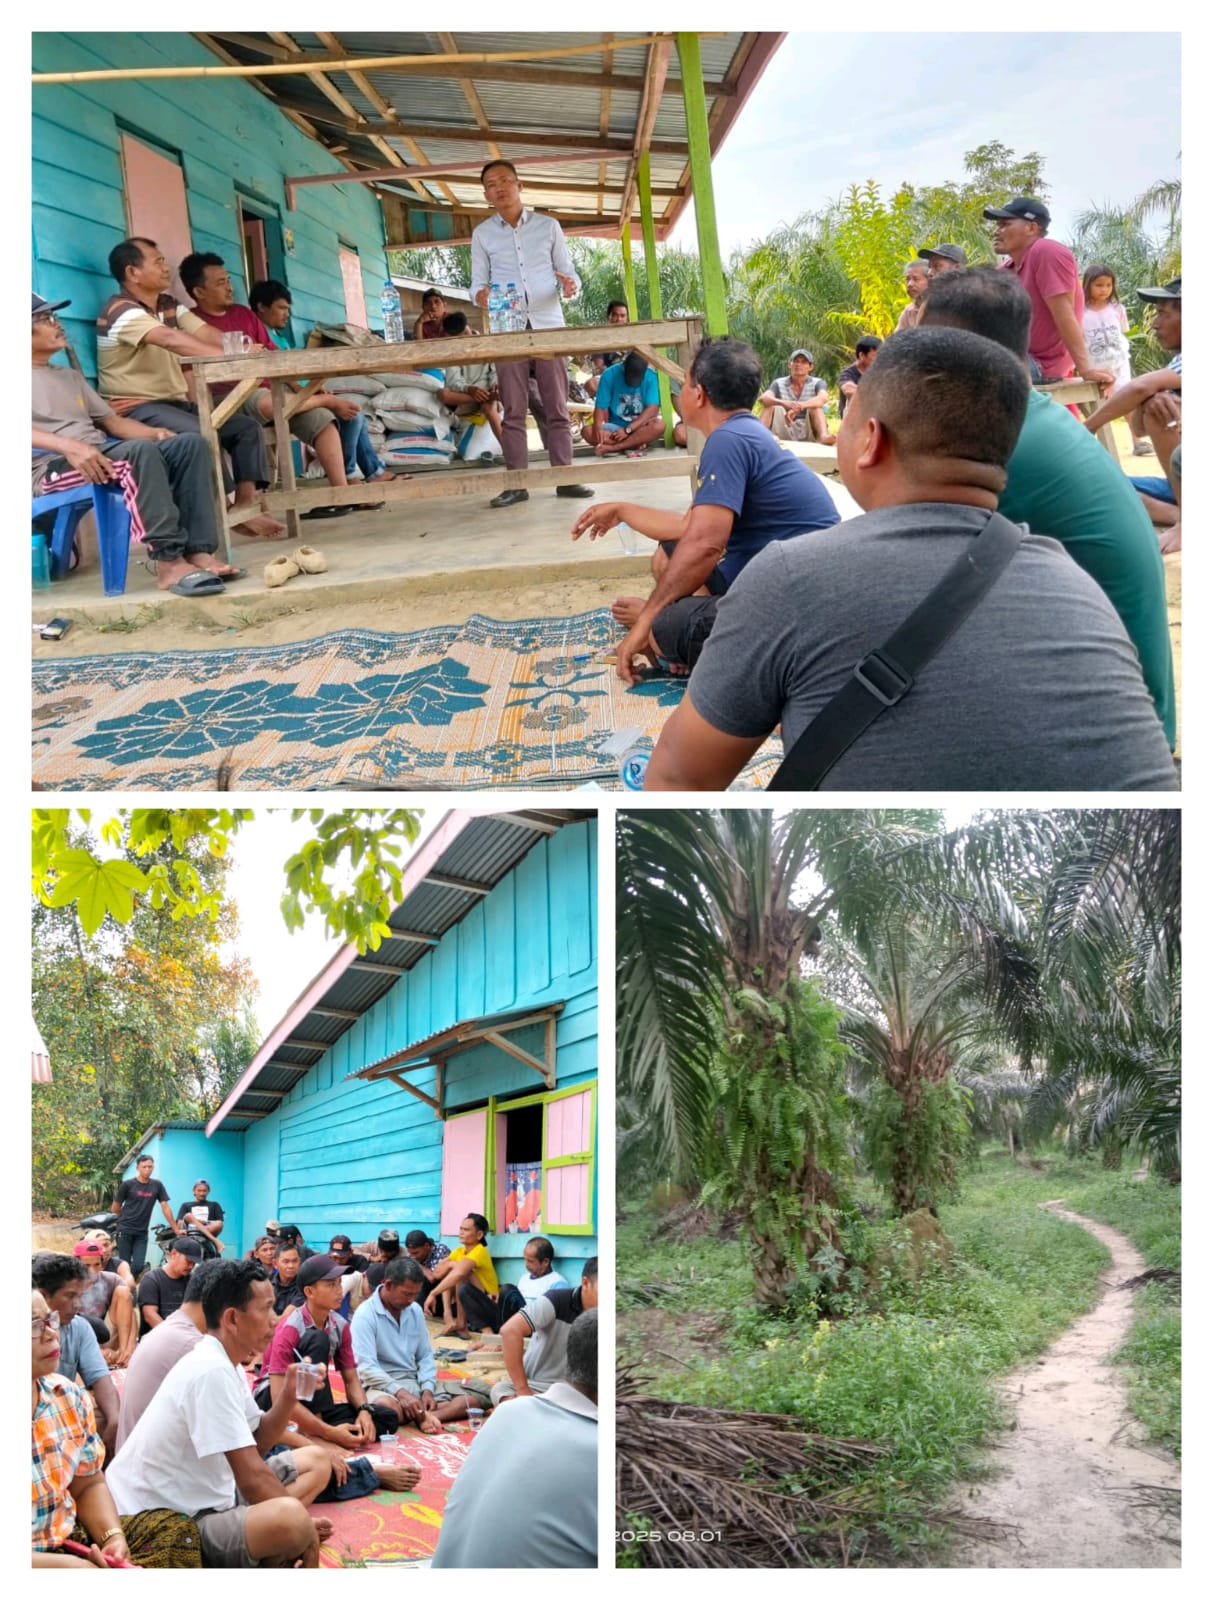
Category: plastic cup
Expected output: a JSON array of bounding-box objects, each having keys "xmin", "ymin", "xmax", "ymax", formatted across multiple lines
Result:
[
  {"xmin": 294, "ymin": 1360, "xmax": 323, "ymax": 1400},
  {"xmin": 466, "ymin": 1407, "xmax": 484, "ymax": 1433},
  {"xmin": 617, "ymin": 522, "xmax": 647, "ymax": 555}
]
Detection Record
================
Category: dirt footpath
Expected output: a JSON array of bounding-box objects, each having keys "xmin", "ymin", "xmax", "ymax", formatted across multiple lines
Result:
[{"xmin": 948, "ymin": 1203, "xmax": 1180, "ymax": 1568}]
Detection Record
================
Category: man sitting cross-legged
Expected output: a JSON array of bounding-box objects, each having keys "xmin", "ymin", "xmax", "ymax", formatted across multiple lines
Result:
[
  {"xmin": 255, "ymin": 1255, "xmax": 398, "ymax": 1450},
  {"xmin": 104, "ymin": 1259, "xmax": 334, "ymax": 1568},
  {"xmin": 492, "ymin": 1257, "xmax": 598, "ymax": 1405},
  {"xmin": 572, "ymin": 336, "xmax": 839, "ymax": 682},
  {"xmin": 95, "ymin": 237, "xmax": 284, "ymax": 540},
  {"xmin": 422, "ymin": 1213, "xmax": 523, "ymax": 1337},
  {"xmin": 758, "ymin": 348, "xmax": 834, "ymax": 444},
  {"xmin": 643, "ymin": 326, "xmax": 1178, "ymax": 792},
  {"xmin": 580, "ymin": 351, "xmax": 664, "ymax": 455},
  {"xmin": 32, "ymin": 296, "xmax": 244, "ymax": 596},
  {"xmin": 352, "ymin": 1257, "xmax": 489, "ymax": 1434}
]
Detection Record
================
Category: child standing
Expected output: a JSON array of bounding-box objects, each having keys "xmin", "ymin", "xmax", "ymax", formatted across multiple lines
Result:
[{"xmin": 1083, "ymin": 263, "xmax": 1149, "ymax": 453}]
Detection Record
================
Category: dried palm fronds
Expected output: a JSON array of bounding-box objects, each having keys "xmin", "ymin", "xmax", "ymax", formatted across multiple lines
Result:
[
  {"xmin": 616, "ymin": 1365, "xmax": 890, "ymax": 1567},
  {"xmin": 1117, "ymin": 1267, "xmax": 1181, "ymax": 1293}
]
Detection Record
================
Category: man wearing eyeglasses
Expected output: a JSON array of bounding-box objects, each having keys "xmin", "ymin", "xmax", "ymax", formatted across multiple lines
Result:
[{"xmin": 32, "ymin": 294, "xmax": 245, "ymax": 596}]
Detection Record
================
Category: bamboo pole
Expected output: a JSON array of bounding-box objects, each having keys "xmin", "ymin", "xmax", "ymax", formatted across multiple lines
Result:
[
  {"xmin": 33, "ymin": 35, "xmax": 689, "ymax": 85},
  {"xmin": 621, "ymin": 238, "xmax": 639, "ymax": 320},
  {"xmin": 676, "ymin": 32, "xmax": 729, "ymax": 336},
  {"xmin": 638, "ymin": 150, "xmax": 675, "ymax": 447}
]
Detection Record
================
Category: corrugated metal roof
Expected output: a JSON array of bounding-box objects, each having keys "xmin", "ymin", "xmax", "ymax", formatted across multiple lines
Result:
[
  {"xmin": 210, "ymin": 810, "xmax": 593, "ymax": 1132},
  {"xmin": 196, "ymin": 32, "xmax": 782, "ymax": 244}
]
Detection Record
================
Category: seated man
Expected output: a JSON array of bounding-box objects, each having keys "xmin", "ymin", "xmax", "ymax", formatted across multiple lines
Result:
[
  {"xmin": 106, "ymin": 1259, "xmax": 332, "ymax": 1568},
  {"xmin": 82, "ymin": 1227, "xmax": 135, "ymax": 1291},
  {"xmin": 32, "ymin": 296, "xmax": 243, "ymax": 595},
  {"xmin": 175, "ymin": 1178, "xmax": 225, "ymax": 1257},
  {"xmin": 758, "ymin": 348, "xmax": 834, "ymax": 444},
  {"xmin": 96, "ymin": 237, "xmax": 284, "ymax": 540},
  {"xmin": 432, "ymin": 1310, "xmax": 598, "ymax": 1569},
  {"xmin": 438, "ymin": 310, "xmax": 504, "ymax": 451},
  {"xmin": 517, "ymin": 1237, "xmax": 567, "ymax": 1301},
  {"xmin": 352, "ymin": 1257, "xmax": 486, "ymax": 1434},
  {"xmin": 584, "ymin": 299, "xmax": 630, "ymax": 397},
  {"xmin": 73, "ymin": 1238, "xmax": 136, "ymax": 1368},
  {"xmin": 116, "ymin": 1256, "xmax": 213, "ymax": 1450},
  {"xmin": 413, "ymin": 286, "xmax": 449, "ymax": 340},
  {"xmin": 182, "ymin": 253, "xmax": 371, "ymax": 521},
  {"xmin": 492, "ymin": 1257, "xmax": 597, "ymax": 1405},
  {"xmin": 32, "ymin": 1254, "xmax": 120, "ymax": 1459},
  {"xmin": 643, "ymin": 326, "xmax": 1178, "ymax": 792},
  {"xmin": 255, "ymin": 1255, "xmax": 397, "ymax": 1449},
  {"xmin": 837, "ymin": 334, "xmax": 882, "ymax": 417},
  {"xmin": 919, "ymin": 266, "xmax": 1176, "ymax": 749},
  {"xmin": 365, "ymin": 1228, "xmax": 402, "ymax": 1293},
  {"xmin": 581, "ymin": 352, "xmax": 664, "ymax": 454},
  {"xmin": 270, "ymin": 1243, "xmax": 306, "ymax": 1320},
  {"xmin": 32, "ymin": 1287, "xmax": 135, "ymax": 1569},
  {"xmin": 274, "ymin": 1223, "xmax": 313, "ymax": 1263},
  {"xmin": 137, "ymin": 1234, "xmax": 202, "ymax": 1334},
  {"xmin": 403, "ymin": 1228, "xmax": 453, "ymax": 1322},
  {"xmin": 326, "ymin": 1235, "xmax": 370, "ymax": 1320},
  {"xmin": 571, "ymin": 336, "xmax": 840, "ymax": 682},
  {"xmin": 249, "ymin": 277, "xmax": 388, "ymax": 501},
  {"xmin": 1082, "ymin": 277, "xmax": 1182, "ymax": 552},
  {"xmin": 423, "ymin": 1213, "xmax": 520, "ymax": 1336}
]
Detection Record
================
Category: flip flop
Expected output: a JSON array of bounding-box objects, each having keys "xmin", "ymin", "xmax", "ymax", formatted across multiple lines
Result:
[
  {"xmin": 169, "ymin": 570, "xmax": 225, "ymax": 597},
  {"xmin": 216, "ymin": 566, "xmax": 248, "ymax": 582}
]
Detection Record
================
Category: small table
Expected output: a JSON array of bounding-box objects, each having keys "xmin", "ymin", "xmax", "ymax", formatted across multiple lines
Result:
[
  {"xmin": 1035, "ymin": 377, "xmax": 1118, "ymax": 456},
  {"xmin": 188, "ymin": 317, "xmax": 704, "ymax": 560}
]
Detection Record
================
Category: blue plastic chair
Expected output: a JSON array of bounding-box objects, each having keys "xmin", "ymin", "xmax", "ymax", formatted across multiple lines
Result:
[{"xmin": 33, "ymin": 465, "xmax": 134, "ymax": 597}]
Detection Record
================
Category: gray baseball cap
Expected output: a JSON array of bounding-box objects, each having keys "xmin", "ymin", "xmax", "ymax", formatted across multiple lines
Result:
[{"xmin": 917, "ymin": 243, "xmax": 967, "ymax": 266}]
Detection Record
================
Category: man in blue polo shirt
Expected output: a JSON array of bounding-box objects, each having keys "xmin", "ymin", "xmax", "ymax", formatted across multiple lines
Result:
[{"xmin": 570, "ymin": 336, "xmax": 840, "ymax": 682}]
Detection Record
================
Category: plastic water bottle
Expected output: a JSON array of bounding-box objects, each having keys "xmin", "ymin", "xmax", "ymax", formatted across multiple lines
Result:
[
  {"xmin": 380, "ymin": 281, "xmax": 404, "ymax": 343},
  {"xmin": 488, "ymin": 283, "xmax": 507, "ymax": 334},
  {"xmin": 32, "ymin": 534, "xmax": 50, "ymax": 590},
  {"xmin": 506, "ymin": 283, "xmax": 524, "ymax": 332}
]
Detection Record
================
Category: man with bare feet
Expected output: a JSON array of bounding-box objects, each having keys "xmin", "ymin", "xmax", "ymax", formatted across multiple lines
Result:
[
  {"xmin": 571, "ymin": 336, "xmax": 838, "ymax": 683},
  {"xmin": 352, "ymin": 1257, "xmax": 487, "ymax": 1434},
  {"xmin": 758, "ymin": 348, "xmax": 834, "ymax": 443},
  {"xmin": 581, "ymin": 352, "xmax": 664, "ymax": 454},
  {"xmin": 95, "ymin": 238, "xmax": 285, "ymax": 542},
  {"xmin": 105, "ymin": 1259, "xmax": 332, "ymax": 1567},
  {"xmin": 32, "ymin": 296, "xmax": 245, "ymax": 596}
]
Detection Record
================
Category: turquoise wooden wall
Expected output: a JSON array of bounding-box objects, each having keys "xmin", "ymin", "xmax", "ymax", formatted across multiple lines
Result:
[
  {"xmin": 120, "ymin": 1129, "xmax": 246, "ymax": 1254},
  {"xmin": 32, "ymin": 32, "xmax": 389, "ymax": 378},
  {"xmin": 239, "ymin": 822, "xmax": 598, "ymax": 1281}
]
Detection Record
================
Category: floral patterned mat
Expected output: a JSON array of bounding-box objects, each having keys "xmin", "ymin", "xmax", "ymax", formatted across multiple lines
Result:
[{"xmin": 32, "ymin": 611, "xmax": 780, "ymax": 791}]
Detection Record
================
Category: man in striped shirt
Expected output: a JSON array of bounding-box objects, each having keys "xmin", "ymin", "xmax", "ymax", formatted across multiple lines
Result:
[{"xmin": 471, "ymin": 160, "xmax": 594, "ymax": 508}]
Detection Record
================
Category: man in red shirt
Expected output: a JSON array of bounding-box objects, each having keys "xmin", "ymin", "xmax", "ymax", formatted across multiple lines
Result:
[
  {"xmin": 983, "ymin": 197, "xmax": 1113, "ymax": 388},
  {"xmin": 181, "ymin": 253, "xmax": 367, "ymax": 519}
]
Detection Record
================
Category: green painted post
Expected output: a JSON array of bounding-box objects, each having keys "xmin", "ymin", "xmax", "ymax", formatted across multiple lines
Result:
[
  {"xmin": 620, "ymin": 234, "xmax": 639, "ymax": 320},
  {"xmin": 676, "ymin": 31, "xmax": 728, "ymax": 336},
  {"xmin": 638, "ymin": 150, "xmax": 675, "ymax": 446}
]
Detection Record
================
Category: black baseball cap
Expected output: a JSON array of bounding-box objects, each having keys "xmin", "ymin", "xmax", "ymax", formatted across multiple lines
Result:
[
  {"xmin": 33, "ymin": 293, "xmax": 71, "ymax": 318},
  {"xmin": 917, "ymin": 243, "xmax": 967, "ymax": 265},
  {"xmin": 170, "ymin": 1235, "xmax": 203, "ymax": 1260},
  {"xmin": 298, "ymin": 1253, "xmax": 346, "ymax": 1289},
  {"xmin": 328, "ymin": 1234, "xmax": 353, "ymax": 1253},
  {"xmin": 378, "ymin": 1229, "xmax": 400, "ymax": 1248},
  {"xmin": 1137, "ymin": 277, "xmax": 1182, "ymax": 303},
  {"xmin": 982, "ymin": 197, "xmax": 1051, "ymax": 227}
]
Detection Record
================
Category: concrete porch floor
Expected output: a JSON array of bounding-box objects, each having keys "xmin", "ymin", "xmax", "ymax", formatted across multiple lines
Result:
[{"xmin": 33, "ymin": 449, "xmax": 700, "ymax": 655}]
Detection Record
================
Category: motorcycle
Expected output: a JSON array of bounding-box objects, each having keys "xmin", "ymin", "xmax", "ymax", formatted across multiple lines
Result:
[{"xmin": 79, "ymin": 1211, "xmax": 219, "ymax": 1269}]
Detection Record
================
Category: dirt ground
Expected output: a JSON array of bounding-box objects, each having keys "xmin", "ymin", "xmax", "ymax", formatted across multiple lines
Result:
[{"xmin": 947, "ymin": 1203, "xmax": 1180, "ymax": 1568}]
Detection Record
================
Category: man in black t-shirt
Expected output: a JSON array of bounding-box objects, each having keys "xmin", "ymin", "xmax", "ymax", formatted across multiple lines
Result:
[
  {"xmin": 112, "ymin": 1154, "xmax": 180, "ymax": 1275},
  {"xmin": 136, "ymin": 1235, "xmax": 202, "ymax": 1334},
  {"xmin": 175, "ymin": 1179, "xmax": 225, "ymax": 1256},
  {"xmin": 271, "ymin": 1243, "xmax": 307, "ymax": 1319},
  {"xmin": 837, "ymin": 335, "xmax": 882, "ymax": 418},
  {"xmin": 365, "ymin": 1229, "xmax": 403, "ymax": 1292}
]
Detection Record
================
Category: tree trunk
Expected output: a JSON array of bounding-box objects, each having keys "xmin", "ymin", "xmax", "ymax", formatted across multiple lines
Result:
[{"xmin": 1101, "ymin": 1141, "xmax": 1123, "ymax": 1171}]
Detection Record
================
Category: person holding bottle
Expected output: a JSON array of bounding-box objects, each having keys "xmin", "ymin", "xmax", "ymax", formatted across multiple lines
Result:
[{"xmin": 471, "ymin": 160, "xmax": 594, "ymax": 507}]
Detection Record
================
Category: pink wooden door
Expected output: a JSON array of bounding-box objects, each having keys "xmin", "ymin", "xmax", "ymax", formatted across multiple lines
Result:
[
  {"xmin": 340, "ymin": 247, "xmax": 369, "ymax": 327},
  {"xmin": 440, "ymin": 1109, "xmax": 487, "ymax": 1235},
  {"xmin": 241, "ymin": 213, "xmax": 268, "ymax": 288},
  {"xmin": 543, "ymin": 1088, "xmax": 594, "ymax": 1230},
  {"xmin": 120, "ymin": 135, "xmax": 192, "ymax": 305}
]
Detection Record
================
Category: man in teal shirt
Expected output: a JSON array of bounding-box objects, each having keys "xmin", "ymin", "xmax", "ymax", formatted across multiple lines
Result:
[{"xmin": 920, "ymin": 268, "xmax": 1175, "ymax": 747}]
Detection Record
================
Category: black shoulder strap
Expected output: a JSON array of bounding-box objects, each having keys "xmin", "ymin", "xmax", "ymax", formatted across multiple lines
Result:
[{"xmin": 767, "ymin": 511, "xmax": 1027, "ymax": 792}]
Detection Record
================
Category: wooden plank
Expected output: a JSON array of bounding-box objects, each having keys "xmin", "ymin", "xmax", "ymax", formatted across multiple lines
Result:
[
  {"xmin": 193, "ymin": 370, "xmax": 234, "ymax": 565},
  {"xmin": 631, "ymin": 343, "xmax": 687, "ymax": 385},
  {"xmin": 385, "ymin": 1070, "xmax": 441, "ymax": 1114},
  {"xmin": 209, "ymin": 376, "xmax": 261, "ymax": 432},
  {"xmin": 269, "ymin": 378, "xmax": 300, "ymax": 541},
  {"xmin": 484, "ymin": 875, "xmax": 516, "ymax": 1014},
  {"xmin": 480, "ymin": 1030, "xmax": 553, "ymax": 1087}
]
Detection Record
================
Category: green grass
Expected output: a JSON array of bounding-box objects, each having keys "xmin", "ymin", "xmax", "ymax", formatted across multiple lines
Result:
[{"xmin": 619, "ymin": 1151, "xmax": 1180, "ymax": 1559}]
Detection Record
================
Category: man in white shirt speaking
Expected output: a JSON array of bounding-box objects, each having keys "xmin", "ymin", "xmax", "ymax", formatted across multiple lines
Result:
[{"xmin": 471, "ymin": 160, "xmax": 594, "ymax": 508}]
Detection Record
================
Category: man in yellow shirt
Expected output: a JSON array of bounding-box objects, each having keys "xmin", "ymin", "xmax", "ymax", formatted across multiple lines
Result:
[{"xmin": 423, "ymin": 1214, "xmax": 524, "ymax": 1338}]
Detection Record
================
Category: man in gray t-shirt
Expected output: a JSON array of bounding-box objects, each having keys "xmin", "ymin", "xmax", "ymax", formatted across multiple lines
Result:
[{"xmin": 644, "ymin": 325, "xmax": 1178, "ymax": 792}]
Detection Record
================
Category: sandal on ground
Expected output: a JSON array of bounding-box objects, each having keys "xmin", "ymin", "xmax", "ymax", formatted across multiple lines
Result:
[
  {"xmin": 301, "ymin": 503, "xmax": 349, "ymax": 520},
  {"xmin": 264, "ymin": 555, "xmax": 301, "ymax": 588},
  {"xmin": 294, "ymin": 545, "xmax": 328, "ymax": 574},
  {"xmin": 169, "ymin": 570, "xmax": 225, "ymax": 598}
]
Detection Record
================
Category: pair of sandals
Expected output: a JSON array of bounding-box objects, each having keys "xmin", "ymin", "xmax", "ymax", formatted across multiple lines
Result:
[{"xmin": 265, "ymin": 545, "xmax": 328, "ymax": 588}]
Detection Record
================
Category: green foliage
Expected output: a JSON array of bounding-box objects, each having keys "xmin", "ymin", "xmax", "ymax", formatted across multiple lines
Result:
[
  {"xmin": 1116, "ymin": 1283, "xmax": 1181, "ymax": 1456},
  {"xmin": 861, "ymin": 1077, "xmax": 971, "ymax": 1214},
  {"xmin": 387, "ymin": 246, "xmax": 472, "ymax": 289},
  {"xmin": 834, "ymin": 182, "xmax": 917, "ymax": 337},
  {"xmin": 281, "ymin": 808, "xmax": 422, "ymax": 953}
]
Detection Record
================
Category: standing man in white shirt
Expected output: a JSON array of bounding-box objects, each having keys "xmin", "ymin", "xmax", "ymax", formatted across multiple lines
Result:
[{"xmin": 471, "ymin": 160, "xmax": 595, "ymax": 508}]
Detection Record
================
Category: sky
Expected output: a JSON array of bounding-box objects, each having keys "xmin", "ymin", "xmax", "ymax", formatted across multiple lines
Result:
[{"xmin": 670, "ymin": 31, "xmax": 1181, "ymax": 258}]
